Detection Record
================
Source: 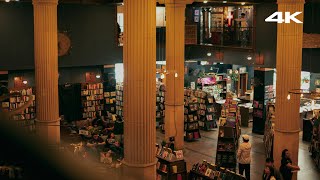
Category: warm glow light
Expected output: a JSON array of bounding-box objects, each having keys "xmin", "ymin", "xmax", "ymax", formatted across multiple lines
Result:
[
  {"xmin": 247, "ymin": 55, "xmax": 252, "ymax": 60},
  {"xmin": 175, "ymin": 73, "xmax": 178, "ymax": 78},
  {"xmin": 203, "ymin": 1, "xmax": 208, "ymax": 3},
  {"xmin": 287, "ymin": 94, "xmax": 291, "ymax": 100},
  {"xmin": 96, "ymin": 74, "xmax": 101, "ymax": 79},
  {"xmin": 160, "ymin": 74, "xmax": 165, "ymax": 79},
  {"xmin": 207, "ymin": 52, "xmax": 212, "ymax": 57},
  {"xmin": 301, "ymin": 94, "xmax": 304, "ymax": 98},
  {"xmin": 5, "ymin": 0, "xmax": 10, "ymax": 2},
  {"xmin": 223, "ymin": 1, "xmax": 227, "ymax": 3},
  {"xmin": 241, "ymin": 2, "xmax": 245, "ymax": 5},
  {"xmin": 22, "ymin": 80, "xmax": 28, "ymax": 85}
]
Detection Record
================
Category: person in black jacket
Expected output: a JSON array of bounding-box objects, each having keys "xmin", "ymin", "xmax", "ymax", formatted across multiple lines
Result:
[{"xmin": 280, "ymin": 149, "xmax": 300, "ymax": 180}]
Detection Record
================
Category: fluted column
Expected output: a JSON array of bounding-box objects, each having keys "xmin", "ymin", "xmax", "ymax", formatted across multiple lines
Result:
[
  {"xmin": 33, "ymin": 0, "xmax": 60, "ymax": 146},
  {"xmin": 123, "ymin": 0, "xmax": 157, "ymax": 179},
  {"xmin": 160, "ymin": 0, "xmax": 193, "ymax": 150},
  {"xmin": 274, "ymin": 1, "xmax": 304, "ymax": 179}
]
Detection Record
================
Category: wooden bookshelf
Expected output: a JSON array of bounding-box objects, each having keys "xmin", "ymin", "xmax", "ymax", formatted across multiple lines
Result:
[
  {"xmin": 156, "ymin": 156, "xmax": 187, "ymax": 180},
  {"xmin": 184, "ymin": 89, "xmax": 201, "ymax": 141},
  {"xmin": 7, "ymin": 88, "xmax": 36, "ymax": 121},
  {"xmin": 195, "ymin": 91, "xmax": 217, "ymax": 131},
  {"xmin": 116, "ymin": 83, "xmax": 124, "ymax": 118},
  {"xmin": 81, "ymin": 83, "xmax": 104, "ymax": 119},
  {"xmin": 104, "ymin": 90, "xmax": 117, "ymax": 121}
]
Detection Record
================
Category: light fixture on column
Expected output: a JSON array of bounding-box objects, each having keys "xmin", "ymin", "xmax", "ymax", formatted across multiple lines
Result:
[
  {"xmin": 175, "ymin": 73, "xmax": 178, "ymax": 78},
  {"xmin": 287, "ymin": 89, "xmax": 311, "ymax": 101}
]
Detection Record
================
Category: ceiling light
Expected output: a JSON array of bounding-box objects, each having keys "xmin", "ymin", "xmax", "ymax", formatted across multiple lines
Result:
[
  {"xmin": 241, "ymin": 2, "xmax": 246, "ymax": 5},
  {"xmin": 22, "ymin": 80, "xmax": 28, "ymax": 85},
  {"xmin": 223, "ymin": 1, "xmax": 227, "ymax": 3},
  {"xmin": 207, "ymin": 52, "xmax": 212, "ymax": 57},
  {"xmin": 96, "ymin": 74, "xmax": 101, "ymax": 79},
  {"xmin": 204, "ymin": 1, "xmax": 208, "ymax": 3},
  {"xmin": 247, "ymin": 55, "xmax": 252, "ymax": 60},
  {"xmin": 5, "ymin": 0, "xmax": 10, "ymax": 2}
]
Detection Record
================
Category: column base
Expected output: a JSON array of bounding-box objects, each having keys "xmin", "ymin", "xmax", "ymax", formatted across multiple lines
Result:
[
  {"xmin": 122, "ymin": 162, "xmax": 156, "ymax": 180},
  {"xmin": 36, "ymin": 119, "xmax": 60, "ymax": 146}
]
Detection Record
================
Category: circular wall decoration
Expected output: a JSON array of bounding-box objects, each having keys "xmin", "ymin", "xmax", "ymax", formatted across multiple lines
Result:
[{"xmin": 58, "ymin": 32, "xmax": 71, "ymax": 56}]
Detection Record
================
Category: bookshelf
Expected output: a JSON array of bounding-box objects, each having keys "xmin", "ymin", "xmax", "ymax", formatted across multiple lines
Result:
[
  {"xmin": 195, "ymin": 90, "xmax": 217, "ymax": 131},
  {"xmin": 116, "ymin": 83, "xmax": 124, "ymax": 118},
  {"xmin": 184, "ymin": 89, "xmax": 201, "ymax": 141},
  {"xmin": 156, "ymin": 145, "xmax": 187, "ymax": 180},
  {"xmin": 215, "ymin": 126, "xmax": 238, "ymax": 172},
  {"xmin": 7, "ymin": 88, "xmax": 36, "ymax": 121},
  {"xmin": 264, "ymin": 103, "xmax": 275, "ymax": 159},
  {"xmin": 81, "ymin": 83, "xmax": 104, "ymax": 119},
  {"xmin": 104, "ymin": 90, "xmax": 117, "ymax": 121},
  {"xmin": 156, "ymin": 83, "xmax": 165, "ymax": 128},
  {"xmin": 189, "ymin": 160, "xmax": 246, "ymax": 180}
]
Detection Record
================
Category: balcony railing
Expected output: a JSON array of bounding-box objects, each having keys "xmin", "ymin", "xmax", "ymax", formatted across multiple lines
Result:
[{"xmin": 200, "ymin": 27, "xmax": 255, "ymax": 49}]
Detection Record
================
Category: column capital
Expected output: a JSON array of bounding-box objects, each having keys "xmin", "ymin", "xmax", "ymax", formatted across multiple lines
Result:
[
  {"xmin": 159, "ymin": 0, "xmax": 194, "ymax": 6},
  {"xmin": 277, "ymin": 0, "xmax": 304, "ymax": 4},
  {"xmin": 33, "ymin": 0, "xmax": 58, "ymax": 5}
]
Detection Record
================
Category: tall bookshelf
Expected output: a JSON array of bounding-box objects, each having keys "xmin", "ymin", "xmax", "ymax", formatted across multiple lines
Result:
[
  {"xmin": 156, "ymin": 83, "xmax": 165, "ymax": 128},
  {"xmin": 81, "ymin": 83, "xmax": 104, "ymax": 119},
  {"xmin": 184, "ymin": 89, "xmax": 201, "ymax": 141},
  {"xmin": 104, "ymin": 90, "xmax": 117, "ymax": 121},
  {"xmin": 215, "ymin": 126, "xmax": 238, "ymax": 172},
  {"xmin": 116, "ymin": 83, "xmax": 124, "ymax": 119},
  {"xmin": 264, "ymin": 103, "xmax": 275, "ymax": 159},
  {"xmin": 195, "ymin": 91, "xmax": 217, "ymax": 131},
  {"xmin": 7, "ymin": 88, "xmax": 36, "ymax": 121}
]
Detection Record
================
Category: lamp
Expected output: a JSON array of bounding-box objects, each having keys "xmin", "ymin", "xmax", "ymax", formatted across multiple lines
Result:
[
  {"xmin": 96, "ymin": 74, "xmax": 101, "ymax": 79},
  {"xmin": 22, "ymin": 80, "xmax": 28, "ymax": 85}
]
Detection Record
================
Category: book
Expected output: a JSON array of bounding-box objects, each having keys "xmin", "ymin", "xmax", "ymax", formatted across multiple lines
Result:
[{"xmin": 175, "ymin": 150, "xmax": 184, "ymax": 159}]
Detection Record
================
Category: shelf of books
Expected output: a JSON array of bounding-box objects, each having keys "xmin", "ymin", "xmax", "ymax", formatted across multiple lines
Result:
[
  {"xmin": 116, "ymin": 83, "xmax": 124, "ymax": 119},
  {"xmin": 197, "ymin": 74, "xmax": 230, "ymax": 101},
  {"xmin": 157, "ymin": 83, "xmax": 165, "ymax": 128},
  {"xmin": 156, "ymin": 145, "xmax": 187, "ymax": 180},
  {"xmin": 104, "ymin": 90, "xmax": 117, "ymax": 122},
  {"xmin": 81, "ymin": 83, "xmax": 104, "ymax": 119},
  {"xmin": 184, "ymin": 89, "xmax": 201, "ymax": 141},
  {"xmin": 310, "ymin": 111, "xmax": 320, "ymax": 170},
  {"xmin": 264, "ymin": 103, "xmax": 275, "ymax": 159},
  {"xmin": 7, "ymin": 88, "xmax": 36, "ymax": 121},
  {"xmin": 195, "ymin": 90, "xmax": 217, "ymax": 131},
  {"xmin": 215, "ymin": 97, "xmax": 241, "ymax": 172},
  {"xmin": 189, "ymin": 160, "xmax": 246, "ymax": 180}
]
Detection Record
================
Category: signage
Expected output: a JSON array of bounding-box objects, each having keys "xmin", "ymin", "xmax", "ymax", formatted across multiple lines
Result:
[{"xmin": 85, "ymin": 72, "xmax": 96, "ymax": 83}]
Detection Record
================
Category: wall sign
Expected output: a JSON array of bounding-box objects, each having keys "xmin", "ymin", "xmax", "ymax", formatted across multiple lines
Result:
[{"xmin": 14, "ymin": 77, "xmax": 26, "ymax": 89}]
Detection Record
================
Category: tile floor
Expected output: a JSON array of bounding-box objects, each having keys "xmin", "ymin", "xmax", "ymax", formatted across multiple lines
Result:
[{"xmin": 156, "ymin": 126, "xmax": 320, "ymax": 180}]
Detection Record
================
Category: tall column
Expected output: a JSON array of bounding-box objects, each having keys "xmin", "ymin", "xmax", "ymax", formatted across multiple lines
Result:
[
  {"xmin": 33, "ymin": 0, "xmax": 60, "ymax": 146},
  {"xmin": 123, "ymin": 0, "xmax": 157, "ymax": 179},
  {"xmin": 160, "ymin": 0, "xmax": 193, "ymax": 150},
  {"xmin": 274, "ymin": 1, "xmax": 304, "ymax": 179}
]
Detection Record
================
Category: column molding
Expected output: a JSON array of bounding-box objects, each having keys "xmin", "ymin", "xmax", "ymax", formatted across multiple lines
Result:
[{"xmin": 33, "ymin": 0, "xmax": 58, "ymax": 5}]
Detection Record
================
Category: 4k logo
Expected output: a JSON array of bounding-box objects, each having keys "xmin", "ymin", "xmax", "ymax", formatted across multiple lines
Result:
[{"xmin": 265, "ymin": 12, "xmax": 303, "ymax": 23}]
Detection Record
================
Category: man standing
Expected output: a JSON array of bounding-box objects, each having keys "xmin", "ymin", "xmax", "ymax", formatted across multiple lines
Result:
[
  {"xmin": 265, "ymin": 158, "xmax": 283, "ymax": 180},
  {"xmin": 237, "ymin": 134, "xmax": 251, "ymax": 180},
  {"xmin": 235, "ymin": 13, "xmax": 249, "ymax": 47}
]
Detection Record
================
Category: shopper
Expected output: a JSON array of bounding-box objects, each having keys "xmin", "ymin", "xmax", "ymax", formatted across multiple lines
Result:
[
  {"xmin": 235, "ymin": 12, "xmax": 249, "ymax": 47},
  {"xmin": 92, "ymin": 112, "xmax": 104, "ymax": 129},
  {"xmin": 263, "ymin": 166, "xmax": 277, "ymax": 180},
  {"xmin": 237, "ymin": 134, "xmax": 251, "ymax": 180},
  {"xmin": 279, "ymin": 149, "xmax": 300, "ymax": 180},
  {"xmin": 265, "ymin": 158, "xmax": 282, "ymax": 180},
  {"xmin": 86, "ymin": 133, "xmax": 105, "ymax": 158}
]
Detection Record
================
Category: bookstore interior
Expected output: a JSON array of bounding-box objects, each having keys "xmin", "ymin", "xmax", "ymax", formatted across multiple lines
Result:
[{"xmin": 1, "ymin": 59, "xmax": 320, "ymax": 179}]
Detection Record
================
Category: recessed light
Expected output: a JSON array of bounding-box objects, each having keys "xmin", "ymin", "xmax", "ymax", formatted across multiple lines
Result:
[
  {"xmin": 241, "ymin": 2, "xmax": 246, "ymax": 5},
  {"xmin": 204, "ymin": 0, "xmax": 208, "ymax": 3},
  {"xmin": 5, "ymin": 0, "xmax": 10, "ymax": 2},
  {"xmin": 223, "ymin": 1, "xmax": 227, "ymax": 3}
]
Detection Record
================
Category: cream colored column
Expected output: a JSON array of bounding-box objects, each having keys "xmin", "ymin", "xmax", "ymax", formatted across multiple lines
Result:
[
  {"xmin": 33, "ymin": 0, "xmax": 60, "ymax": 146},
  {"xmin": 160, "ymin": 0, "xmax": 193, "ymax": 150},
  {"xmin": 122, "ymin": 0, "xmax": 157, "ymax": 179},
  {"xmin": 274, "ymin": 1, "xmax": 304, "ymax": 179}
]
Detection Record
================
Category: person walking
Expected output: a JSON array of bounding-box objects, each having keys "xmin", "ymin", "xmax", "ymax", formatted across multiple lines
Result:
[
  {"xmin": 237, "ymin": 134, "xmax": 251, "ymax": 180},
  {"xmin": 279, "ymin": 149, "xmax": 300, "ymax": 180}
]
